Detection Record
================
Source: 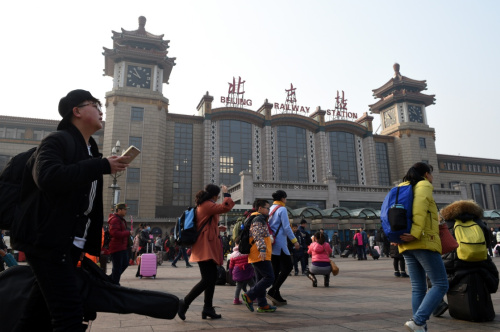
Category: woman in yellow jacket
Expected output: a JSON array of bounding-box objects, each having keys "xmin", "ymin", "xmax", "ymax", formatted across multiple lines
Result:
[{"xmin": 399, "ymin": 162, "xmax": 448, "ymax": 332}]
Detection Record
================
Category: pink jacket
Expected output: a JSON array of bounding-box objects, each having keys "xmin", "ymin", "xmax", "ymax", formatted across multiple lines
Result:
[
  {"xmin": 354, "ymin": 233, "xmax": 363, "ymax": 246},
  {"xmin": 308, "ymin": 242, "xmax": 332, "ymax": 263}
]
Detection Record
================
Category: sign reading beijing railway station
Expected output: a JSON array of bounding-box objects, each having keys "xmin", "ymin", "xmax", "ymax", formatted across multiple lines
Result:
[{"xmin": 220, "ymin": 77, "xmax": 358, "ymax": 120}]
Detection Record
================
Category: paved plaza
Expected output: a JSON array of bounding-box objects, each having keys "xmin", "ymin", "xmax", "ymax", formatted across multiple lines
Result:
[{"xmin": 85, "ymin": 256, "xmax": 500, "ymax": 331}]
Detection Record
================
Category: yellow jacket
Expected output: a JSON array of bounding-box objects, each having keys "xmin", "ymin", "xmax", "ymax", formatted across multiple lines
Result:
[{"xmin": 398, "ymin": 179, "xmax": 441, "ymax": 254}]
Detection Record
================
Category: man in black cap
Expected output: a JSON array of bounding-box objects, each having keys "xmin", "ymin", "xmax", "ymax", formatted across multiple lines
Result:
[{"xmin": 11, "ymin": 89, "xmax": 130, "ymax": 331}]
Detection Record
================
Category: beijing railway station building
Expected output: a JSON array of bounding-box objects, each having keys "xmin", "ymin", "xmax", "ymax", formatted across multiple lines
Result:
[{"xmin": 1, "ymin": 17, "xmax": 500, "ymax": 246}]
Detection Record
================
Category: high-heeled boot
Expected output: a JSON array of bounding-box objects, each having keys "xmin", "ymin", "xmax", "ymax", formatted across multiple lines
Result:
[
  {"xmin": 177, "ymin": 299, "xmax": 189, "ymax": 321},
  {"xmin": 324, "ymin": 274, "xmax": 330, "ymax": 287},
  {"xmin": 202, "ymin": 306, "xmax": 222, "ymax": 319},
  {"xmin": 306, "ymin": 270, "xmax": 317, "ymax": 287}
]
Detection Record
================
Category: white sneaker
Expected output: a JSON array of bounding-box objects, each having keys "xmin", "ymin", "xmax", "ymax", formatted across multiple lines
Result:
[{"xmin": 404, "ymin": 320, "xmax": 426, "ymax": 331}]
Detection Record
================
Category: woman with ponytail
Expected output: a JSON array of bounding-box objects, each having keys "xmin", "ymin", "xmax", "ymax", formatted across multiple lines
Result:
[
  {"xmin": 398, "ymin": 162, "xmax": 448, "ymax": 331},
  {"xmin": 177, "ymin": 184, "xmax": 235, "ymax": 321}
]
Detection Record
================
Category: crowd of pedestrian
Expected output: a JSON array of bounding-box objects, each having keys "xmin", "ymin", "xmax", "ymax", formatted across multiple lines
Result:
[{"xmin": 0, "ymin": 97, "xmax": 497, "ymax": 332}]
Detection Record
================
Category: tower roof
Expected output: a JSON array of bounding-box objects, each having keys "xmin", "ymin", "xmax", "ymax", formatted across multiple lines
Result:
[
  {"xmin": 102, "ymin": 16, "xmax": 176, "ymax": 84},
  {"xmin": 369, "ymin": 63, "xmax": 435, "ymax": 113}
]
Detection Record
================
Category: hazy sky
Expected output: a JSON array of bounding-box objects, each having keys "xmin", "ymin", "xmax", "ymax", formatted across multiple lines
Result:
[{"xmin": 1, "ymin": 0, "xmax": 499, "ymax": 159}]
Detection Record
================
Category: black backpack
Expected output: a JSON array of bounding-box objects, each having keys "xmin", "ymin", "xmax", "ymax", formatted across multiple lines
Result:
[
  {"xmin": 0, "ymin": 147, "xmax": 37, "ymax": 230},
  {"xmin": 239, "ymin": 215, "xmax": 258, "ymax": 254},
  {"xmin": 0, "ymin": 131, "xmax": 75, "ymax": 231}
]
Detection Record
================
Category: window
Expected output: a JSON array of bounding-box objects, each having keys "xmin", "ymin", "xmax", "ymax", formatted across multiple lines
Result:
[
  {"xmin": 219, "ymin": 120, "xmax": 252, "ymax": 185},
  {"xmin": 449, "ymin": 181, "xmax": 460, "ymax": 189},
  {"xmin": 0, "ymin": 155, "xmax": 10, "ymax": 172},
  {"xmin": 419, "ymin": 137, "xmax": 426, "ymax": 148},
  {"xmin": 126, "ymin": 168, "xmax": 141, "ymax": 183},
  {"xmin": 129, "ymin": 136, "xmax": 142, "ymax": 150},
  {"xmin": 329, "ymin": 131, "xmax": 358, "ymax": 184},
  {"xmin": 0, "ymin": 127, "xmax": 5, "ymax": 138},
  {"xmin": 34, "ymin": 130, "xmax": 47, "ymax": 141},
  {"xmin": 4, "ymin": 128, "xmax": 25, "ymax": 139},
  {"xmin": 277, "ymin": 126, "xmax": 308, "ymax": 182},
  {"xmin": 492, "ymin": 185, "xmax": 500, "ymax": 209},
  {"xmin": 173, "ymin": 123, "xmax": 193, "ymax": 206},
  {"xmin": 375, "ymin": 142, "xmax": 390, "ymax": 186},
  {"xmin": 131, "ymin": 107, "xmax": 144, "ymax": 121},
  {"xmin": 471, "ymin": 183, "xmax": 487, "ymax": 209},
  {"xmin": 467, "ymin": 163, "xmax": 482, "ymax": 173},
  {"xmin": 125, "ymin": 200, "xmax": 138, "ymax": 216}
]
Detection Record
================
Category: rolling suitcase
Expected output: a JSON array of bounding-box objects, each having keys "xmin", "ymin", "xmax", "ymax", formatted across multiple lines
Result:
[
  {"xmin": 447, "ymin": 272, "xmax": 495, "ymax": 322},
  {"xmin": 340, "ymin": 249, "xmax": 351, "ymax": 258},
  {"xmin": 369, "ymin": 247, "xmax": 380, "ymax": 260},
  {"xmin": 139, "ymin": 243, "xmax": 157, "ymax": 279}
]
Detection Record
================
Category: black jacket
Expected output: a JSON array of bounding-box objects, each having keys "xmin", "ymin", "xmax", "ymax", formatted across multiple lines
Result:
[{"xmin": 11, "ymin": 124, "xmax": 111, "ymax": 262}]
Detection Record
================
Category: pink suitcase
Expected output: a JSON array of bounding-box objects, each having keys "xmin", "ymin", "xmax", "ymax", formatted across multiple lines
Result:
[{"xmin": 139, "ymin": 244, "xmax": 157, "ymax": 279}]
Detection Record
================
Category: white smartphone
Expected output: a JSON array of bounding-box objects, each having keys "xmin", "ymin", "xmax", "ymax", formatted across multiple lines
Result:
[{"xmin": 121, "ymin": 145, "xmax": 141, "ymax": 162}]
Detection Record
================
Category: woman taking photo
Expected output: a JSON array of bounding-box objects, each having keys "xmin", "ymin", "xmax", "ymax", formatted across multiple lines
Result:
[
  {"xmin": 177, "ymin": 184, "xmax": 235, "ymax": 321},
  {"xmin": 399, "ymin": 162, "xmax": 448, "ymax": 332}
]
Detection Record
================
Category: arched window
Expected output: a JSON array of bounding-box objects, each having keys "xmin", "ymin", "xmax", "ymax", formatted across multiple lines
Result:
[
  {"xmin": 219, "ymin": 120, "xmax": 252, "ymax": 185},
  {"xmin": 277, "ymin": 126, "xmax": 308, "ymax": 182},
  {"xmin": 329, "ymin": 131, "xmax": 358, "ymax": 184}
]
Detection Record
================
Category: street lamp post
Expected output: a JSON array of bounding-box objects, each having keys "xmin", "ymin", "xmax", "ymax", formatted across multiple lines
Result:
[{"xmin": 109, "ymin": 140, "xmax": 122, "ymax": 211}]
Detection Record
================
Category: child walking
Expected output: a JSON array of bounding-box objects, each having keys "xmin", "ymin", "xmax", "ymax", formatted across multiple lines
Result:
[{"xmin": 228, "ymin": 237, "xmax": 255, "ymax": 304}]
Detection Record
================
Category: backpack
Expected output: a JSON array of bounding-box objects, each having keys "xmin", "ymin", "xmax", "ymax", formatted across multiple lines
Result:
[
  {"xmin": 232, "ymin": 217, "xmax": 244, "ymax": 240},
  {"xmin": 238, "ymin": 215, "xmax": 256, "ymax": 255},
  {"xmin": 0, "ymin": 147, "xmax": 37, "ymax": 230},
  {"xmin": 174, "ymin": 207, "xmax": 211, "ymax": 246},
  {"xmin": 0, "ymin": 131, "xmax": 75, "ymax": 231},
  {"xmin": 454, "ymin": 220, "xmax": 488, "ymax": 262},
  {"xmin": 380, "ymin": 184, "xmax": 413, "ymax": 243}
]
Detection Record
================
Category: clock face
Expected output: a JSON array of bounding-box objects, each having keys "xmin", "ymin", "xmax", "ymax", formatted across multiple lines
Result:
[
  {"xmin": 408, "ymin": 105, "xmax": 424, "ymax": 123},
  {"xmin": 383, "ymin": 108, "xmax": 397, "ymax": 127},
  {"xmin": 126, "ymin": 65, "xmax": 152, "ymax": 89}
]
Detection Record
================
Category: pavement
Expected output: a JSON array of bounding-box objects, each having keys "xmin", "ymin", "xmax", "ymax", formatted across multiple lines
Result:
[{"xmin": 87, "ymin": 255, "xmax": 500, "ymax": 332}]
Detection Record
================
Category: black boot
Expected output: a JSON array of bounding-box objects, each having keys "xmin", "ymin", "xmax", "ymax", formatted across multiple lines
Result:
[
  {"xmin": 306, "ymin": 271, "xmax": 317, "ymax": 287},
  {"xmin": 178, "ymin": 299, "xmax": 189, "ymax": 321},
  {"xmin": 324, "ymin": 274, "xmax": 330, "ymax": 287},
  {"xmin": 201, "ymin": 306, "xmax": 221, "ymax": 319}
]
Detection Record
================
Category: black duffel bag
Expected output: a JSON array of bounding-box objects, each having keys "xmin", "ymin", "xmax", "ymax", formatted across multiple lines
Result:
[{"xmin": 0, "ymin": 257, "xmax": 179, "ymax": 332}]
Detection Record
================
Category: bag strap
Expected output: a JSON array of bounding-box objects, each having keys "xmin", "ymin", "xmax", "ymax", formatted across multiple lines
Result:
[
  {"xmin": 269, "ymin": 206, "xmax": 283, "ymax": 237},
  {"xmin": 196, "ymin": 207, "xmax": 213, "ymax": 236},
  {"xmin": 394, "ymin": 186, "xmax": 401, "ymax": 205}
]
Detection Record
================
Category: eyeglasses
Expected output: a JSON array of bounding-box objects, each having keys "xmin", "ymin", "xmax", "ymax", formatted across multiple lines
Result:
[{"xmin": 77, "ymin": 102, "xmax": 102, "ymax": 112}]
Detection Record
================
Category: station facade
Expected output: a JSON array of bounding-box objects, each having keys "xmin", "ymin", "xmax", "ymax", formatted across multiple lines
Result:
[{"xmin": 1, "ymin": 17, "xmax": 500, "ymax": 244}]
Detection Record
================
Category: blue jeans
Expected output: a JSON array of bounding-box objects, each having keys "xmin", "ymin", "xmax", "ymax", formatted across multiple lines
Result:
[
  {"xmin": 246, "ymin": 260, "xmax": 275, "ymax": 307},
  {"xmin": 403, "ymin": 250, "xmax": 448, "ymax": 326},
  {"xmin": 172, "ymin": 246, "xmax": 190, "ymax": 265},
  {"xmin": 110, "ymin": 250, "xmax": 129, "ymax": 285}
]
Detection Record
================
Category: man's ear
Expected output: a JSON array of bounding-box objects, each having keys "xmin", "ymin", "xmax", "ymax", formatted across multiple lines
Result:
[{"xmin": 72, "ymin": 107, "xmax": 81, "ymax": 119}]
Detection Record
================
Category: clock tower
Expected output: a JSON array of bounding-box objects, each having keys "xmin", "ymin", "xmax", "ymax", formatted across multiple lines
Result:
[
  {"xmin": 102, "ymin": 16, "xmax": 176, "ymax": 217},
  {"xmin": 370, "ymin": 64, "xmax": 439, "ymax": 184}
]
